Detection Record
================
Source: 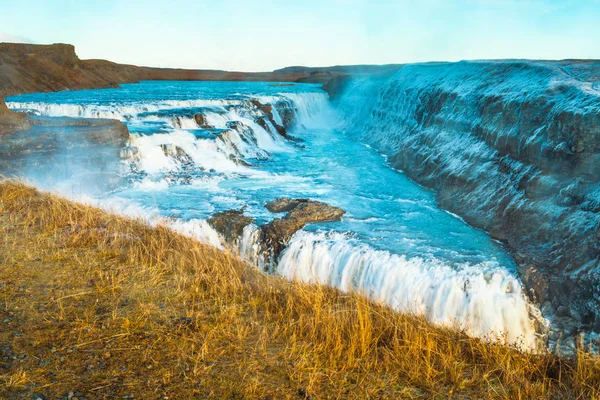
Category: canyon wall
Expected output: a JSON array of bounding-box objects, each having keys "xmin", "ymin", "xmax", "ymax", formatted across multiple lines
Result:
[
  {"xmin": 0, "ymin": 43, "xmax": 139, "ymax": 97},
  {"xmin": 334, "ymin": 60, "xmax": 600, "ymax": 339}
]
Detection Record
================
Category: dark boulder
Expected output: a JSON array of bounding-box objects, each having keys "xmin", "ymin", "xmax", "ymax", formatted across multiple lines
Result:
[
  {"xmin": 193, "ymin": 113, "xmax": 213, "ymax": 129},
  {"xmin": 251, "ymin": 99, "xmax": 294, "ymax": 139},
  {"xmin": 208, "ymin": 209, "xmax": 254, "ymax": 244},
  {"xmin": 260, "ymin": 198, "xmax": 345, "ymax": 258}
]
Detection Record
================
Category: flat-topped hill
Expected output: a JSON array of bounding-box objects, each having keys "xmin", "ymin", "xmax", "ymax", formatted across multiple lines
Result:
[{"xmin": 0, "ymin": 43, "xmax": 324, "ymax": 104}]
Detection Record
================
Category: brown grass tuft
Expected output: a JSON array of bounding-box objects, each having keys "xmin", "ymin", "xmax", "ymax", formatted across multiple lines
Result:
[{"xmin": 1, "ymin": 179, "xmax": 599, "ymax": 399}]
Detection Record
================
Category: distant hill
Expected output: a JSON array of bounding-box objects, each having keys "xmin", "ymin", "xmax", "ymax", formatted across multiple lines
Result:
[{"xmin": 0, "ymin": 42, "xmax": 396, "ymax": 114}]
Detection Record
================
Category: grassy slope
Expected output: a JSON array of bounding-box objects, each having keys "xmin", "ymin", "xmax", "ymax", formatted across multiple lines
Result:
[{"xmin": 1, "ymin": 181, "xmax": 599, "ymax": 399}]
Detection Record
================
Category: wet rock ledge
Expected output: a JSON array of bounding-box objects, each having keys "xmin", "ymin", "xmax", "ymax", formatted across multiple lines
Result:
[
  {"xmin": 0, "ymin": 115, "xmax": 130, "ymax": 193},
  {"xmin": 261, "ymin": 198, "xmax": 345, "ymax": 258},
  {"xmin": 208, "ymin": 198, "xmax": 345, "ymax": 264}
]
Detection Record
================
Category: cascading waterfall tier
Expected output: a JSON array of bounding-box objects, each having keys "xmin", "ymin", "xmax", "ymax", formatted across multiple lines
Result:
[
  {"xmin": 8, "ymin": 95, "xmax": 310, "ymax": 183},
  {"xmin": 238, "ymin": 226, "xmax": 541, "ymax": 350},
  {"xmin": 7, "ymin": 80, "xmax": 545, "ymax": 351}
]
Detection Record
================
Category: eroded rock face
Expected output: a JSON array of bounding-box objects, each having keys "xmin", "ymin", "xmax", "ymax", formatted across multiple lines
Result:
[
  {"xmin": 0, "ymin": 43, "xmax": 140, "ymax": 98},
  {"xmin": 0, "ymin": 116, "xmax": 129, "ymax": 155},
  {"xmin": 0, "ymin": 92, "xmax": 31, "ymax": 134},
  {"xmin": 251, "ymin": 99, "xmax": 294, "ymax": 139},
  {"xmin": 335, "ymin": 60, "xmax": 600, "ymax": 343},
  {"xmin": 260, "ymin": 198, "xmax": 345, "ymax": 258},
  {"xmin": 208, "ymin": 210, "xmax": 254, "ymax": 244},
  {"xmin": 207, "ymin": 198, "xmax": 344, "ymax": 265},
  {"xmin": 0, "ymin": 116, "xmax": 130, "ymax": 193}
]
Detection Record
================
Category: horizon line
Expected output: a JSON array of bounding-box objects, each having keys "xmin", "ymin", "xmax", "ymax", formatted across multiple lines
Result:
[{"xmin": 1, "ymin": 41, "xmax": 599, "ymax": 73}]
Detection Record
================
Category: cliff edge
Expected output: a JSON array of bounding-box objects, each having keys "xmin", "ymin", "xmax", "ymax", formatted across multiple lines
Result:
[{"xmin": 335, "ymin": 60, "xmax": 600, "ymax": 345}]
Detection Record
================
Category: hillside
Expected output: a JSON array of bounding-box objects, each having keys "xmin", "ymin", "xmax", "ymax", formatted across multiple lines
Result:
[
  {"xmin": 0, "ymin": 43, "xmax": 351, "ymax": 112},
  {"xmin": 1, "ymin": 180, "xmax": 600, "ymax": 398},
  {"xmin": 0, "ymin": 44, "xmax": 138, "ymax": 101}
]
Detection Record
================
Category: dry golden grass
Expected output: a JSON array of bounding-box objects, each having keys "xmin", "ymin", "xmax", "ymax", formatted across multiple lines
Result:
[{"xmin": 1, "ymin": 180, "xmax": 599, "ymax": 399}]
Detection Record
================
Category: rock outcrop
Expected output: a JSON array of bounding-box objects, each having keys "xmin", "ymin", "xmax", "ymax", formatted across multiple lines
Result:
[
  {"xmin": 0, "ymin": 116, "xmax": 128, "ymax": 153},
  {"xmin": 208, "ymin": 198, "xmax": 345, "ymax": 265},
  {"xmin": 0, "ymin": 115, "xmax": 130, "ymax": 193},
  {"xmin": 0, "ymin": 43, "xmax": 140, "ymax": 98},
  {"xmin": 260, "ymin": 198, "xmax": 345, "ymax": 259},
  {"xmin": 0, "ymin": 107, "xmax": 30, "ymax": 135},
  {"xmin": 208, "ymin": 210, "xmax": 254, "ymax": 244},
  {"xmin": 193, "ymin": 113, "xmax": 213, "ymax": 129},
  {"xmin": 251, "ymin": 100, "xmax": 294, "ymax": 139}
]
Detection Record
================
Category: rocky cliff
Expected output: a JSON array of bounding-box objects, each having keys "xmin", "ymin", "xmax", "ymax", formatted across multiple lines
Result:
[
  {"xmin": 335, "ymin": 60, "xmax": 600, "ymax": 343},
  {"xmin": 0, "ymin": 43, "xmax": 139, "ymax": 99}
]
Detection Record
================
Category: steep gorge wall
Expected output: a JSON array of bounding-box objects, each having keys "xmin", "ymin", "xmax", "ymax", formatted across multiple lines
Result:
[
  {"xmin": 336, "ymin": 61, "xmax": 600, "ymax": 338},
  {"xmin": 0, "ymin": 42, "xmax": 397, "ymax": 103}
]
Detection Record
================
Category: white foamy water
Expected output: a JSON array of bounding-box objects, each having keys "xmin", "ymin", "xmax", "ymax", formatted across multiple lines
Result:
[
  {"xmin": 131, "ymin": 129, "xmax": 252, "ymax": 174},
  {"xmin": 239, "ymin": 224, "xmax": 264, "ymax": 268},
  {"xmin": 247, "ymin": 230, "xmax": 539, "ymax": 349},
  {"xmin": 7, "ymin": 99, "xmax": 243, "ymax": 120}
]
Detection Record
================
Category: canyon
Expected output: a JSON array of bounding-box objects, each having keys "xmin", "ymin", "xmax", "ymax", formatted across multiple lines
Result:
[
  {"xmin": 2, "ymin": 42, "xmax": 600, "ymax": 350},
  {"xmin": 332, "ymin": 61, "xmax": 600, "ymax": 344}
]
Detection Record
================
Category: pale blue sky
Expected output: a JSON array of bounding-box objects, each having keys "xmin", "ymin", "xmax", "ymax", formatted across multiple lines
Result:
[{"xmin": 0, "ymin": 0, "xmax": 598, "ymax": 71}]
